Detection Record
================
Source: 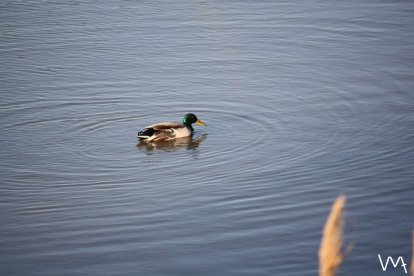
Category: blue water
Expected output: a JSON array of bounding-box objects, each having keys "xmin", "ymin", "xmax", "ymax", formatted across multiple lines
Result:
[{"xmin": 1, "ymin": 1, "xmax": 414, "ymax": 275}]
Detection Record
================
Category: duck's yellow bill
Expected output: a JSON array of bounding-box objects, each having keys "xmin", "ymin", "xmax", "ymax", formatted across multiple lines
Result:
[{"xmin": 196, "ymin": 119, "xmax": 206, "ymax": 126}]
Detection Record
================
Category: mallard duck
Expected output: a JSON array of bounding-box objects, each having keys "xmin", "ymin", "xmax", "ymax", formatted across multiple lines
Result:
[{"xmin": 137, "ymin": 113, "xmax": 206, "ymax": 142}]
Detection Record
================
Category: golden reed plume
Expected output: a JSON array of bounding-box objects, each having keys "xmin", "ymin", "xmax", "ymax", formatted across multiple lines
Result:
[
  {"xmin": 411, "ymin": 230, "xmax": 414, "ymax": 276},
  {"xmin": 319, "ymin": 195, "xmax": 346, "ymax": 276}
]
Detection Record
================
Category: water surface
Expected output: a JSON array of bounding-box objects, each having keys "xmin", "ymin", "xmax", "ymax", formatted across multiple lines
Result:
[{"xmin": 1, "ymin": 1, "xmax": 414, "ymax": 275}]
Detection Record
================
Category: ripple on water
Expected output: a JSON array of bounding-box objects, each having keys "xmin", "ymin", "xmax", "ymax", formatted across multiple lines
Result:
[{"xmin": 0, "ymin": 84, "xmax": 354, "ymax": 181}]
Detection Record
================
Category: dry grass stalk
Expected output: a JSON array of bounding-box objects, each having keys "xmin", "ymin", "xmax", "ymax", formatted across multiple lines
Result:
[
  {"xmin": 411, "ymin": 230, "xmax": 414, "ymax": 276},
  {"xmin": 319, "ymin": 195, "xmax": 346, "ymax": 276}
]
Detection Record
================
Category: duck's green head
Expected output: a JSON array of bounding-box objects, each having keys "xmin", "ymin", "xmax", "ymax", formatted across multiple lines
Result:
[{"xmin": 183, "ymin": 113, "xmax": 206, "ymax": 127}]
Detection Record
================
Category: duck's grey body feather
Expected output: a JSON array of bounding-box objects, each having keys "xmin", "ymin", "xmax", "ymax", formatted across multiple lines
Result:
[{"xmin": 138, "ymin": 122, "xmax": 192, "ymax": 142}]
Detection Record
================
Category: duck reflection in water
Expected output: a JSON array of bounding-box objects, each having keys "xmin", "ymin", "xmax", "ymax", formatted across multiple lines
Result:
[{"xmin": 136, "ymin": 134, "xmax": 207, "ymax": 154}]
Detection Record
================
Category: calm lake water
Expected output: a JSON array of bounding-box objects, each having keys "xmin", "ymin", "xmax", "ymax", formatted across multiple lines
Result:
[{"xmin": 1, "ymin": 1, "xmax": 413, "ymax": 275}]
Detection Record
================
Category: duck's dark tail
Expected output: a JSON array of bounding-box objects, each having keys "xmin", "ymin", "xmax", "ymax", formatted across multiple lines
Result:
[{"xmin": 137, "ymin": 128, "xmax": 156, "ymax": 139}]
